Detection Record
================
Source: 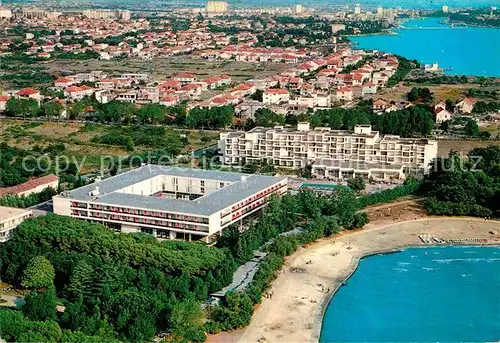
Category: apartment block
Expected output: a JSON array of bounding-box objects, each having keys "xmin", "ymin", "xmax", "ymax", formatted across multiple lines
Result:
[
  {"xmin": 219, "ymin": 123, "xmax": 438, "ymax": 181},
  {"xmin": 53, "ymin": 166, "xmax": 287, "ymax": 242},
  {"xmin": 0, "ymin": 206, "xmax": 32, "ymax": 243}
]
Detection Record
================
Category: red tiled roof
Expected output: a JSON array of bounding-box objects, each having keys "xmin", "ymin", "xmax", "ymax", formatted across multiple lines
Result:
[
  {"xmin": 0, "ymin": 95, "xmax": 11, "ymax": 102},
  {"xmin": 161, "ymin": 95, "xmax": 177, "ymax": 102},
  {"xmin": 265, "ymin": 88, "xmax": 289, "ymax": 95},
  {"xmin": 55, "ymin": 77, "xmax": 73, "ymax": 84},
  {"xmin": 0, "ymin": 174, "xmax": 58, "ymax": 196},
  {"xmin": 337, "ymin": 87, "xmax": 352, "ymax": 93},
  {"xmin": 16, "ymin": 88, "xmax": 39, "ymax": 96}
]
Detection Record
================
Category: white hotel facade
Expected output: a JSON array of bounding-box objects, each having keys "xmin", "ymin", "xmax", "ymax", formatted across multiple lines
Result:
[
  {"xmin": 219, "ymin": 123, "xmax": 438, "ymax": 181},
  {"xmin": 53, "ymin": 166, "xmax": 287, "ymax": 242}
]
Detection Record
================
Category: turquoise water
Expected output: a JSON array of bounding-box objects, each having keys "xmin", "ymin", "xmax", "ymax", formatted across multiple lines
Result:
[
  {"xmin": 351, "ymin": 17, "xmax": 500, "ymax": 77},
  {"xmin": 320, "ymin": 246, "xmax": 500, "ymax": 342}
]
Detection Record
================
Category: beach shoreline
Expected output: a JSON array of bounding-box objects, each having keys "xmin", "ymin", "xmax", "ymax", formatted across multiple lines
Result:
[{"xmin": 209, "ymin": 216, "xmax": 500, "ymax": 343}]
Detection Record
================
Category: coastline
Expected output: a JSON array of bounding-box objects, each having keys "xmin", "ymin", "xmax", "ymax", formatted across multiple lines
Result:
[{"xmin": 217, "ymin": 216, "xmax": 500, "ymax": 343}]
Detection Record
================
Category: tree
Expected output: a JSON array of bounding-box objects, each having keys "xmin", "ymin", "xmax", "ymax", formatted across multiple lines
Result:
[
  {"xmin": 100, "ymin": 101, "xmax": 136, "ymax": 123},
  {"xmin": 250, "ymin": 89, "xmax": 263, "ymax": 102},
  {"xmin": 23, "ymin": 286, "xmax": 57, "ymax": 321},
  {"xmin": 445, "ymin": 99, "xmax": 455, "ymax": 113},
  {"xmin": 22, "ymin": 256, "xmax": 55, "ymax": 289},
  {"xmin": 464, "ymin": 118, "xmax": 479, "ymax": 137},
  {"xmin": 347, "ymin": 176, "xmax": 366, "ymax": 193},
  {"xmin": 136, "ymin": 104, "xmax": 166, "ymax": 124},
  {"xmin": 407, "ymin": 87, "xmax": 433, "ymax": 103},
  {"xmin": 6, "ymin": 98, "xmax": 40, "ymax": 119},
  {"xmin": 42, "ymin": 101, "xmax": 63, "ymax": 121},
  {"xmin": 214, "ymin": 291, "xmax": 254, "ymax": 329},
  {"xmin": 324, "ymin": 187, "xmax": 359, "ymax": 229},
  {"xmin": 169, "ymin": 299, "xmax": 205, "ymax": 342},
  {"xmin": 66, "ymin": 260, "xmax": 94, "ymax": 299},
  {"xmin": 254, "ymin": 108, "xmax": 284, "ymax": 127}
]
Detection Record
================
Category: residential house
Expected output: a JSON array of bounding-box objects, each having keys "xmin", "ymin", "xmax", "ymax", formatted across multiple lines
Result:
[
  {"xmin": 0, "ymin": 95, "xmax": 10, "ymax": 112},
  {"xmin": 455, "ymin": 97, "xmax": 474, "ymax": 114},
  {"xmin": 373, "ymin": 98, "xmax": 389, "ymax": 112},
  {"xmin": 54, "ymin": 77, "xmax": 76, "ymax": 88},
  {"xmin": 64, "ymin": 85, "xmax": 95, "ymax": 100},
  {"xmin": 434, "ymin": 107, "xmax": 452, "ymax": 123},
  {"xmin": 174, "ymin": 72, "xmax": 197, "ymax": 85},
  {"xmin": 335, "ymin": 87, "xmax": 353, "ymax": 102},
  {"xmin": 177, "ymin": 84, "xmax": 202, "ymax": 98},
  {"xmin": 15, "ymin": 88, "xmax": 41, "ymax": 104},
  {"xmin": 159, "ymin": 95, "xmax": 179, "ymax": 107},
  {"xmin": 263, "ymin": 88, "xmax": 290, "ymax": 105},
  {"xmin": 362, "ymin": 82, "xmax": 378, "ymax": 95}
]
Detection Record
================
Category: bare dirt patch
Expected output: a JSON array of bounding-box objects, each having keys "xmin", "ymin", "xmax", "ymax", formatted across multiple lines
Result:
[{"xmin": 438, "ymin": 140, "xmax": 500, "ymax": 156}]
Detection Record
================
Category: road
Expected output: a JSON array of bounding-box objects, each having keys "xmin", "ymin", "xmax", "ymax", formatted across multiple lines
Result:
[{"xmin": 29, "ymin": 200, "xmax": 53, "ymax": 217}]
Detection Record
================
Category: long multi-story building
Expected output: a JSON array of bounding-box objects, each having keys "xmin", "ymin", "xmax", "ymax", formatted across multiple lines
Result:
[
  {"xmin": 0, "ymin": 206, "xmax": 32, "ymax": 243},
  {"xmin": 219, "ymin": 123, "xmax": 438, "ymax": 181},
  {"xmin": 53, "ymin": 166, "xmax": 287, "ymax": 242}
]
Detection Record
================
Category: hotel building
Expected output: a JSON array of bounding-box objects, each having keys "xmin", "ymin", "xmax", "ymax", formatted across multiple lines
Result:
[
  {"xmin": 219, "ymin": 123, "xmax": 438, "ymax": 181},
  {"xmin": 53, "ymin": 166, "xmax": 287, "ymax": 242}
]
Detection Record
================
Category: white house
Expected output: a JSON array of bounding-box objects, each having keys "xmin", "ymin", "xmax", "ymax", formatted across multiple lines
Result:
[{"xmin": 263, "ymin": 89, "xmax": 290, "ymax": 105}]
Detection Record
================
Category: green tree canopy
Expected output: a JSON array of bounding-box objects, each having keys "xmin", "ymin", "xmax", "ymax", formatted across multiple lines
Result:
[{"xmin": 22, "ymin": 256, "xmax": 55, "ymax": 289}]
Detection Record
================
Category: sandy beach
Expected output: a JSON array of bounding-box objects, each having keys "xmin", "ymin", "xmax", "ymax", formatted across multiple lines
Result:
[{"xmin": 209, "ymin": 216, "xmax": 500, "ymax": 343}]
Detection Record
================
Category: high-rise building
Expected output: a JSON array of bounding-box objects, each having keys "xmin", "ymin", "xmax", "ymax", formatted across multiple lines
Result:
[
  {"xmin": 219, "ymin": 124, "xmax": 438, "ymax": 181},
  {"xmin": 442, "ymin": 5, "xmax": 449, "ymax": 13},
  {"xmin": 295, "ymin": 4, "xmax": 303, "ymax": 14},
  {"xmin": 0, "ymin": 7, "xmax": 12, "ymax": 19},
  {"xmin": 377, "ymin": 6, "xmax": 384, "ymax": 17},
  {"xmin": 21, "ymin": 8, "xmax": 47, "ymax": 19},
  {"xmin": 206, "ymin": 1, "xmax": 228, "ymax": 14},
  {"xmin": 354, "ymin": 3, "xmax": 361, "ymax": 15},
  {"xmin": 82, "ymin": 9, "xmax": 116, "ymax": 19},
  {"xmin": 118, "ymin": 10, "xmax": 131, "ymax": 20}
]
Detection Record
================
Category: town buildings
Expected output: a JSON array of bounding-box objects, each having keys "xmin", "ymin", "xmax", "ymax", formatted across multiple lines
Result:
[
  {"xmin": 0, "ymin": 206, "xmax": 32, "ymax": 243},
  {"xmin": 53, "ymin": 166, "xmax": 288, "ymax": 242},
  {"xmin": 219, "ymin": 123, "xmax": 438, "ymax": 181}
]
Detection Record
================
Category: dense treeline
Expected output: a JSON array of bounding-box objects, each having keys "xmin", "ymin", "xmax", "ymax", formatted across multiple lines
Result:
[
  {"xmin": 90, "ymin": 125, "xmax": 185, "ymax": 156},
  {"xmin": 358, "ymin": 178, "xmax": 422, "ymax": 208},
  {"xmin": 408, "ymin": 74, "xmax": 469, "ymax": 85},
  {"xmin": 0, "ymin": 308, "xmax": 119, "ymax": 343},
  {"xmin": 422, "ymin": 146, "xmax": 500, "ymax": 217},
  {"xmin": 3, "ymin": 96, "xmax": 234, "ymax": 130},
  {"xmin": 387, "ymin": 56, "xmax": 418, "ymax": 87},
  {"xmin": 0, "ymin": 215, "xmax": 237, "ymax": 342},
  {"xmin": 309, "ymin": 102, "xmax": 435, "ymax": 137},
  {"xmin": 472, "ymin": 101, "xmax": 500, "ymax": 114}
]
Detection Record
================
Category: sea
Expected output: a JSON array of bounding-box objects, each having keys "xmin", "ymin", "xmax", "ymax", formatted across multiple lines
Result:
[
  {"xmin": 350, "ymin": 17, "xmax": 500, "ymax": 77},
  {"xmin": 320, "ymin": 246, "xmax": 500, "ymax": 342}
]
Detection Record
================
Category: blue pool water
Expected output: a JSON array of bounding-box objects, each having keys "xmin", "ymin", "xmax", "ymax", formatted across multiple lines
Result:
[
  {"xmin": 350, "ymin": 17, "xmax": 500, "ymax": 77},
  {"xmin": 320, "ymin": 246, "xmax": 500, "ymax": 342}
]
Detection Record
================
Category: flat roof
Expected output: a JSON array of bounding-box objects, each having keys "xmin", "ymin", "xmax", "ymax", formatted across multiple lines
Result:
[
  {"xmin": 61, "ymin": 166, "xmax": 286, "ymax": 216},
  {"xmin": 0, "ymin": 206, "xmax": 32, "ymax": 221}
]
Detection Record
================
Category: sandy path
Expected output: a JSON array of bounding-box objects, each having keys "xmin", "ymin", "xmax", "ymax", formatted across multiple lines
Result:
[{"xmin": 225, "ymin": 217, "xmax": 500, "ymax": 343}]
